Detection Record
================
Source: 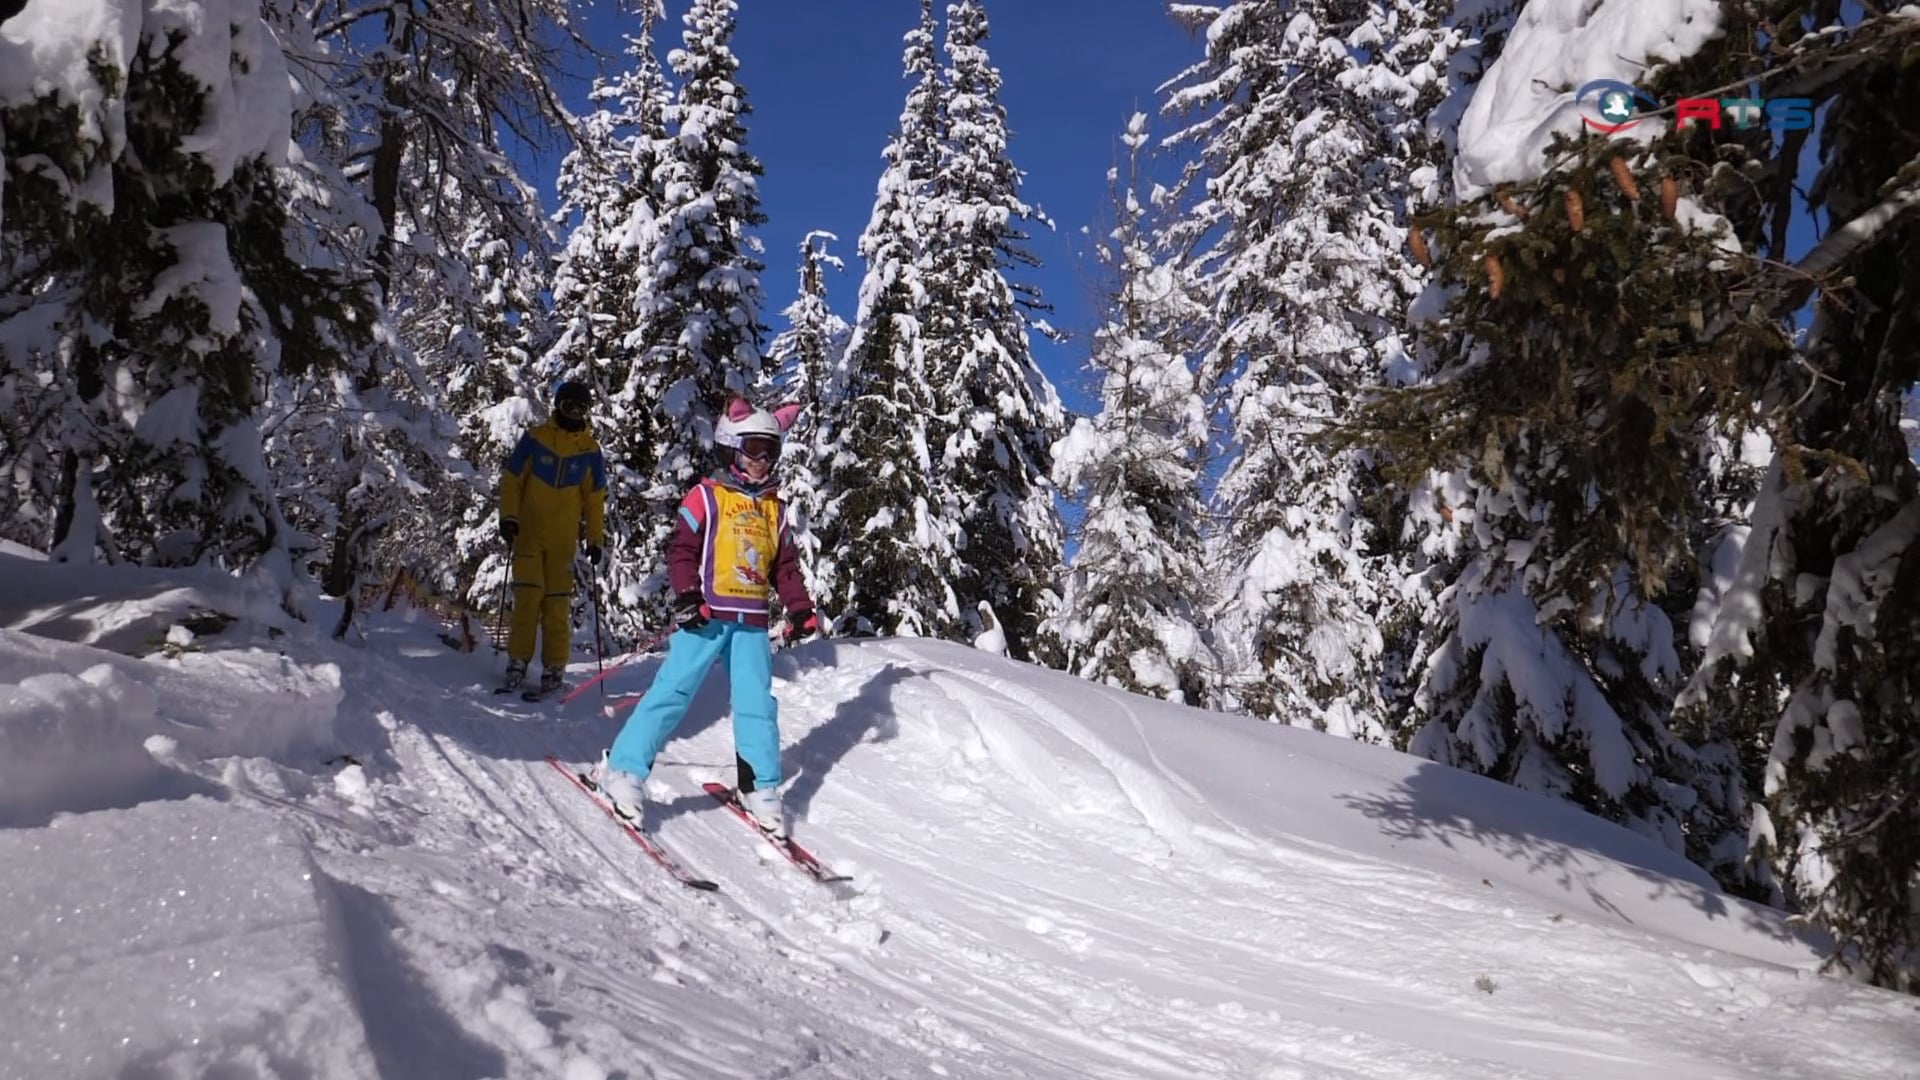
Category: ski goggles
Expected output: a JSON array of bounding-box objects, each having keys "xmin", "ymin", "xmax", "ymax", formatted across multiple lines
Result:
[
  {"xmin": 555, "ymin": 397, "xmax": 590, "ymax": 421},
  {"xmin": 738, "ymin": 435, "xmax": 780, "ymax": 462}
]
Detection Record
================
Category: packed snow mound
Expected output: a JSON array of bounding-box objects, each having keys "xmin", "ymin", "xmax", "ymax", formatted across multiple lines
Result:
[
  {"xmin": 0, "ymin": 551, "xmax": 299, "ymax": 652},
  {"xmin": 0, "ymin": 627, "xmax": 344, "ymax": 826},
  {"xmin": 0, "ymin": 556, "xmax": 341, "ymax": 828},
  {"xmin": 1, "ymin": 575, "xmax": 1914, "ymax": 1079},
  {"xmin": 829, "ymin": 637, "xmax": 1796, "ymax": 964},
  {"xmin": 0, "ymin": 798, "xmax": 376, "ymax": 1078}
]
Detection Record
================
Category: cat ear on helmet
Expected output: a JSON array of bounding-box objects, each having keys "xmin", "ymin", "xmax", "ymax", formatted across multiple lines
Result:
[
  {"xmin": 771, "ymin": 403, "xmax": 802, "ymax": 432},
  {"xmin": 725, "ymin": 398, "xmax": 755, "ymax": 421}
]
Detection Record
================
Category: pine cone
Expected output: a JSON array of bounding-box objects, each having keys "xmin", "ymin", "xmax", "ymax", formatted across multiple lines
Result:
[
  {"xmin": 1484, "ymin": 254, "xmax": 1506, "ymax": 299},
  {"xmin": 1661, "ymin": 175, "xmax": 1679, "ymax": 220},
  {"xmin": 1565, "ymin": 189, "xmax": 1586, "ymax": 233},
  {"xmin": 1609, "ymin": 156, "xmax": 1641, "ymax": 201},
  {"xmin": 1408, "ymin": 228, "xmax": 1432, "ymax": 268}
]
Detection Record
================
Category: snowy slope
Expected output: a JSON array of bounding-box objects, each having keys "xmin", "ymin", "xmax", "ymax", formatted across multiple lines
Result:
[{"xmin": 2, "ymin": 558, "xmax": 1915, "ymax": 1079}]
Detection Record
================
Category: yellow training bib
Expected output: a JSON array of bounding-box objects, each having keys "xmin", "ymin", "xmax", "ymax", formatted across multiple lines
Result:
[{"xmin": 705, "ymin": 484, "xmax": 780, "ymax": 605}]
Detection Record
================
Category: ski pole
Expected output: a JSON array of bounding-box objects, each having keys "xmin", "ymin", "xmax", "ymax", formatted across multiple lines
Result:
[{"xmin": 586, "ymin": 558, "xmax": 608, "ymax": 710}]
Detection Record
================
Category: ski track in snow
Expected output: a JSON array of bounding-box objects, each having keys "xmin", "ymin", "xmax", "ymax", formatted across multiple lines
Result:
[{"xmin": 4, "ymin": 590, "xmax": 1917, "ymax": 1079}]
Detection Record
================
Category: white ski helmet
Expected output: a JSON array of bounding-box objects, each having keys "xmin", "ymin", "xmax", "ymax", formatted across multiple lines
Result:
[
  {"xmin": 714, "ymin": 398, "xmax": 801, "ymax": 450},
  {"xmin": 715, "ymin": 402, "xmax": 783, "ymax": 449}
]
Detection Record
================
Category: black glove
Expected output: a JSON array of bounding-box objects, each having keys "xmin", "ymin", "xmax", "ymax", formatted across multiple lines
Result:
[
  {"xmin": 782, "ymin": 609, "xmax": 821, "ymax": 646},
  {"xmin": 584, "ymin": 542, "xmax": 604, "ymax": 567},
  {"xmin": 673, "ymin": 591, "xmax": 708, "ymax": 631},
  {"xmin": 500, "ymin": 518, "xmax": 518, "ymax": 546}
]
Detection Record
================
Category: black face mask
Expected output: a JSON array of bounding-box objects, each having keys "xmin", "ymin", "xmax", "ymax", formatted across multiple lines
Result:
[{"xmin": 555, "ymin": 403, "xmax": 588, "ymax": 431}]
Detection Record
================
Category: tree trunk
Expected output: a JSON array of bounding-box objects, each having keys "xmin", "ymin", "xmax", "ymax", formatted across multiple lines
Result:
[
  {"xmin": 369, "ymin": 113, "xmax": 407, "ymax": 304},
  {"xmin": 50, "ymin": 448, "xmax": 78, "ymax": 552},
  {"xmin": 323, "ymin": 4, "xmax": 412, "ymax": 635}
]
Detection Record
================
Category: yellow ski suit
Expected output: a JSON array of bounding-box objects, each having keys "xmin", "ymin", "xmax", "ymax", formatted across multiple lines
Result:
[{"xmin": 499, "ymin": 420, "xmax": 607, "ymax": 669}]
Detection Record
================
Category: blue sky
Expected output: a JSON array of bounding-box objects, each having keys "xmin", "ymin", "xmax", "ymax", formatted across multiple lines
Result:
[
  {"xmin": 547, "ymin": 0, "xmax": 1205, "ymax": 420},
  {"xmin": 533, "ymin": 3, "xmax": 1889, "ymax": 438}
]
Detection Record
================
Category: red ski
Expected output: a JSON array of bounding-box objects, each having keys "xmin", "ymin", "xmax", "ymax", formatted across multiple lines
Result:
[
  {"xmin": 545, "ymin": 756, "xmax": 719, "ymax": 892},
  {"xmin": 702, "ymin": 782, "xmax": 852, "ymax": 886}
]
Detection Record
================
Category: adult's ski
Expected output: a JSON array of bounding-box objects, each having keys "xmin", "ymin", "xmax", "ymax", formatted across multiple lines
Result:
[
  {"xmin": 546, "ymin": 756, "xmax": 719, "ymax": 892},
  {"xmin": 488, "ymin": 678, "xmax": 563, "ymax": 702},
  {"xmin": 701, "ymin": 782, "xmax": 852, "ymax": 886},
  {"xmin": 491, "ymin": 686, "xmax": 563, "ymax": 702}
]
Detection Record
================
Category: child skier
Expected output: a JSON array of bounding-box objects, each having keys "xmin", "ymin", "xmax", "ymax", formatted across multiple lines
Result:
[{"xmin": 590, "ymin": 398, "xmax": 820, "ymax": 838}]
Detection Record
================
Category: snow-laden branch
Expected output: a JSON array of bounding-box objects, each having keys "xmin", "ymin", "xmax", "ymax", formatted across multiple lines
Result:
[
  {"xmin": 1795, "ymin": 166, "xmax": 1920, "ymax": 283},
  {"xmin": 311, "ymin": 4, "xmax": 398, "ymax": 45},
  {"xmin": 1700, "ymin": 153, "xmax": 1920, "ymax": 341},
  {"xmin": 1767, "ymin": 12, "xmax": 1920, "ymax": 100}
]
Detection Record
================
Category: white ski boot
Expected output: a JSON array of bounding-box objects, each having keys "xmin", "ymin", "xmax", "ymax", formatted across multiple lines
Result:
[
  {"xmin": 588, "ymin": 750, "xmax": 647, "ymax": 828},
  {"xmin": 738, "ymin": 785, "xmax": 787, "ymax": 840}
]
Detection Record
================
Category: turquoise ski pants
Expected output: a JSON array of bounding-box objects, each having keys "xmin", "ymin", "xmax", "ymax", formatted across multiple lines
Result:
[{"xmin": 607, "ymin": 620, "xmax": 781, "ymax": 788}]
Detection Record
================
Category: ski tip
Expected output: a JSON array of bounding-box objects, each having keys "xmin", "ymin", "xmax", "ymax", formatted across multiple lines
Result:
[{"xmin": 799, "ymin": 859, "xmax": 852, "ymax": 884}]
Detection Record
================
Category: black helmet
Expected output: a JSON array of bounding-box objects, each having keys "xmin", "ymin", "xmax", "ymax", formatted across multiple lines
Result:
[{"xmin": 553, "ymin": 379, "xmax": 592, "ymax": 427}]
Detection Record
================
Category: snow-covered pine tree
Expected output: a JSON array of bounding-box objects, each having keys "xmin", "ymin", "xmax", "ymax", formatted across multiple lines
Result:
[
  {"xmin": 1048, "ymin": 112, "xmax": 1215, "ymax": 705},
  {"xmin": 1675, "ymin": 4, "xmax": 1920, "ymax": 992},
  {"xmin": 542, "ymin": 2, "xmax": 676, "ymax": 642},
  {"xmin": 770, "ymin": 231, "xmax": 851, "ymax": 412},
  {"xmin": 0, "ymin": 8, "xmax": 131, "ymax": 555},
  {"xmin": 620, "ymin": 0, "xmax": 771, "ymax": 624},
  {"xmin": 1158, "ymin": 0, "xmax": 1427, "ymax": 740},
  {"xmin": 1356, "ymin": 0, "xmax": 1772, "ymax": 866},
  {"xmin": 343, "ymin": 77, "xmax": 559, "ymax": 606},
  {"xmin": 1353, "ymin": 0, "xmax": 1468, "ymax": 742},
  {"xmin": 427, "ymin": 215, "xmax": 550, "ymax": 611},
  {"xmin": 927, "ymin": 0, "xmax": 1068, "ymax": 663},
  {"xmin": 812, "ymin": 0, "xmax": 963, "ymax": 639},
  {"xmin": 768, "ymin": 231, "xmax": 851, "ymax": 597},
  {"xmin": 250, "ymin": 0, "xmax": 392, "ymax": 596},
  {"xmin": 0, "ymin": 0, "xmax": 374, "ymax": 611},
  {"xmin": 294, "ymin": 0, "xmax": 582, "ymax": 633}
]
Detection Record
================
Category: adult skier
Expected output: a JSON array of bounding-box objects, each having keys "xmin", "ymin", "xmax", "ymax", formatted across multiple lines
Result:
[
  {"xmin": 590, "ymin": 398, "xmax": 820, "ymax": 838},
  {"xmin": 498, "ymin": 379, "xmax": 607, "ymax": 696}
]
